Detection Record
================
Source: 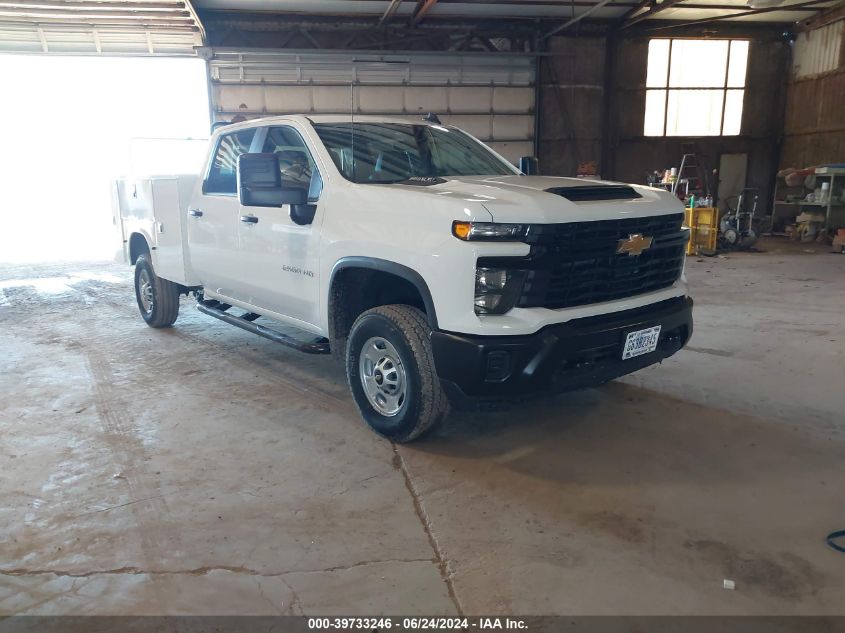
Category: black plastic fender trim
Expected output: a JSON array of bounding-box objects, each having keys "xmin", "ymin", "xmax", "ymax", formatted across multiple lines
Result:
[{"xmin": 329, "ymin": 256, "xmax": 439, "ymax": 330}]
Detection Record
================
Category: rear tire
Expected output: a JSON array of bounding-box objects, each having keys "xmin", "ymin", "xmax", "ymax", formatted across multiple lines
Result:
[
  {"xmin": 134, "ymin": 254, "xmax": 180, "ymax": 328},
  {"xmin": 346, "ymin": 305, "xmax": 450, "ymax": 443}
]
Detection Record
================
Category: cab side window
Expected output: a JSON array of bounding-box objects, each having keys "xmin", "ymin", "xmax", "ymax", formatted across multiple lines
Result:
[
  {"xmin": 262, "ymin": 126, "xmax": 323, "ymax": 202},
  {"xmin": 204, "ymin": 129, "xmax": 256, "ymax": 195}
]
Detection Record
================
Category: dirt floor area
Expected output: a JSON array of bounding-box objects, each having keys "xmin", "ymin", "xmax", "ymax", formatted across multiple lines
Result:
[{"xmin": 1, "ymin": 237, "xmax": 844, "ymax": 616}]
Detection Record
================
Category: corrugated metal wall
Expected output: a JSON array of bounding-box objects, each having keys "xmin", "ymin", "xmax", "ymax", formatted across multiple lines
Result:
[
  {"xmin": 792, "ymin": 20, "xmax": 843, "ymax": 78},
  {"xmin": 781, "ymin": 18, "xmax": 845, "ymax": 168},
  {"xmin": 208, "ymin": 49, "xmax": 536, "ymax": 163},
  {"xmin": 538, "ymin": 36, "xmax": 605, "ymax": 177}
]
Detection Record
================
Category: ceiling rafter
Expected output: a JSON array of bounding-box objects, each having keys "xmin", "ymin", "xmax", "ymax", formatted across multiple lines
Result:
[
  {"xmin": 644, "ymin": 0, "xmax": 835, "ymax": 30},
  {"xmin": 411, "ymin": 0, "xmax": 438, "ymax": 25},
  {"xmin": 621, "ymin": 0, "xmax": 689, "ymax": 28},
  {"xmin": 619, "ymin": 0, "xmax": 655, "ymax": 23},
  {"xmin": 544, "ymin": 0, "xmax": 617, "ymax": 36},
  {"xmin": 378, "ymin": 0, "xmax": 404, "ymax": 26},
  {"xmin": 184, "ymin": 0, "xmax": 205, "ymax": 41}
]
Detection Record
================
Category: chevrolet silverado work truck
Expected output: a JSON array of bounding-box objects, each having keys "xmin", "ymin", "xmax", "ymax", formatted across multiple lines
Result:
[{"xmin": 115, "ymin": 115, "xmax": 693, "ymax": 442}]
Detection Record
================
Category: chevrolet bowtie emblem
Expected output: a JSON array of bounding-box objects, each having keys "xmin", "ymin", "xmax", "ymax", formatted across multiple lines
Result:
[{"xmin": 616, "ymin": 233, "xmax": 654, "ymax": 256}]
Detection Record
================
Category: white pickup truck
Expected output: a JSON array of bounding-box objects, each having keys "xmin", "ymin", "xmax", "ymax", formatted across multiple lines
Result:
[{"xmin": 115, "ymin": 115, "xmax": 693, "ymax": 442}]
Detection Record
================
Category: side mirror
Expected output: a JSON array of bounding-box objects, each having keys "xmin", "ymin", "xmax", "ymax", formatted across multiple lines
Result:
[
  {"xmin": 519, "ymin": 156, "xmax": 539, "ymax": 176},
  {"xmin": 237, "ymin": 153, "xmax": 307, "ymax": 207}
]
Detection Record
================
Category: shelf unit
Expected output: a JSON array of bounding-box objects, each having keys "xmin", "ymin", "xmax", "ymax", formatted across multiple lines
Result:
[{"xmin": 771, "ymin": 166, "xmax": 845, "ymax": 232}]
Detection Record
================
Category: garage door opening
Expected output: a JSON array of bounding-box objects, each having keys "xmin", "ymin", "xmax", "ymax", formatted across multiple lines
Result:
[{"xmin": 0, "ymin": 55, "xmax": 209, "ymax": 263}]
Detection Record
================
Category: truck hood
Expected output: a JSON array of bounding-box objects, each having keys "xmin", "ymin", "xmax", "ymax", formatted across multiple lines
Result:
[{"xmin": 389, "ymin": 175, "xmax": 682, "ymax": 223}]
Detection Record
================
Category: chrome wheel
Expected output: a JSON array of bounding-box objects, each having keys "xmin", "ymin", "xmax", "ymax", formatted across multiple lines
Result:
[
  {"xmin": 359, "ymin": 337, "xmax": 407, "ymax": 417},
  {"xmin": 139, "ymin": 268, "xmax": 154, "ymax": 314}
]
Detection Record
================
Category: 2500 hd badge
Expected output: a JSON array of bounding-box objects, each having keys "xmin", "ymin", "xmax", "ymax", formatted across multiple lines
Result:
[{"xmin": 282, "ymin": 264, "xmax": 315, "ymax": 277}]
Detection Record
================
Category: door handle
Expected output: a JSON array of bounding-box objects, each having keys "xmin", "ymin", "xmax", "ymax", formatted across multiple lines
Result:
[
  {"xmin": 188, "ymin": 209, "xmax": 203, "ymax": 217},
  {"xmin": 240, "ymin": 215, "xmax": 259, "ymax": 224}
]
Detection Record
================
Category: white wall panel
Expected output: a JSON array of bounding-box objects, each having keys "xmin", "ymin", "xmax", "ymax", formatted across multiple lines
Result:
[
  {"xmin": 491, "ymin": 114, "xmax": 534, "ymax": 140},
  {"xmin": 493, "ymin": 86, "xmax": 535, "ymax": 113},
  {"xmin": 404, "ymin": 86, "xmax": 449, "ymax": 113},
  {"xmin": 263, "ymin": 85, "xmax": 314, "ymax": 112},
  {"xmin": 312, "ymin": 85, "xmax": 354, "ymax": 112},
  {"xmin": 358, "ymin": 85, "xmax": 405, "ymax": 112},
  {"xmin": 448, "ymin": 86, "xmax": 495, "ymax": 113},
  {"xmin": 209, "ymin": 49, "xmax": 536, "ymax": 162}
]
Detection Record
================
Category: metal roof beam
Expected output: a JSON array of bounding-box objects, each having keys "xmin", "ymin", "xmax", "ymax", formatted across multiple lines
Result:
[
  {"xmin": 378, "ymin": 0, "xmax": 404, "ymax": 26},
  {"xmin": 0, "ymin": 1, "xmax": 186, "ymax": 10},
  {"xmin": 643, "ymin": 0, "xmax": 835, "ymax": 30},
  {"xmin": 184, "ymin": 0, "xmax": 205, "ymax": 42},
  {"xmin": 544, "ymin": 0, "xmax": 616, "ymax": 37},
  {"xmin": 411, "ymin": 0, "xmax": 438, "ymax": 25},
  {"xmin": 621, "ymin": 0, "xmax": 688, "ymax": 28},
  {"xmin": 618, "ymin": 0, "xmax": 653, "ymax": 24}
]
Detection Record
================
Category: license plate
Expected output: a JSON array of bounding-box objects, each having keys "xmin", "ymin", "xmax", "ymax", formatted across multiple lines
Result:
[{"xmin": 622, "ymin": 326, "xmax": 662, "ymax": 360}]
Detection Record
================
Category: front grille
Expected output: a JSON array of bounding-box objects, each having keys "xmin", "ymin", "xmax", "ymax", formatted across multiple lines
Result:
[{"xmin": 479, "ymin": 214, "xmax": 687, "ymax": 310}]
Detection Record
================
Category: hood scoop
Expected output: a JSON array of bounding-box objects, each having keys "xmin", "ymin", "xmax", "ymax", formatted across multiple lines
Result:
[{"xmin": 545, "ymin": 185, "xmax": 642, "ymax": 202}]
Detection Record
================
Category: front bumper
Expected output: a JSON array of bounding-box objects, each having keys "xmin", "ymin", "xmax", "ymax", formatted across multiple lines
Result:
[{"xmin": 431, "ymin": 296, "xmax": 693, "ymax": 402}]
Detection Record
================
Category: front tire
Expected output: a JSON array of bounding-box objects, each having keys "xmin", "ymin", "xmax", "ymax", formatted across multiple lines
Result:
[
  {"xmin": 346, "ymin": 305, "xmax": 450, "ymax": 443},
  {"xmin": 134, "ymin": 254, "xmax": 180, "ymax": 328}
]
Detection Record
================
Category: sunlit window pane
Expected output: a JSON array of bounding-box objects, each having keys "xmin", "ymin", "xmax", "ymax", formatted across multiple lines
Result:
[
  {"xmin": 645, "ymin": 38, "xmax": 749, "ymax": 137},
  {"xmin": 644, "ymin": 90, "xmax": 667, "ymax": 136},
  {"xmin": 668, "ymin": 40, "xmax": 729, "ymax": 88},
  {"xmin": 722, "ymin": 89, "xmax": 744, "ymax": 135},
  {"xmin": 665, "ymin": 89, "xmax": 724, "ymax": 136},
  {"xmin": 727, "ymin": 41, "xmax": 749, "ymax": 88},
  {"xmin": 646, "ymin": 39, "xmax": 670, "ymax": 88}
]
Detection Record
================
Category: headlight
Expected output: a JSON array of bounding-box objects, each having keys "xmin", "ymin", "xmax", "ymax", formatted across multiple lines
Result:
[
  {"xmin": 475, "ymin": 268, "xmax": 526, "ymax": 315},
  {"xmin": 453, "ymin": 221, "xmax": 527, "ymax": 241}
]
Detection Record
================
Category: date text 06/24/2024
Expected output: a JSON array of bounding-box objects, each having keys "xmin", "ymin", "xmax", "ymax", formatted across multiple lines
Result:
[{"xmin": 307, "ymin": 617, "xmax": 528, "ymax": 630}]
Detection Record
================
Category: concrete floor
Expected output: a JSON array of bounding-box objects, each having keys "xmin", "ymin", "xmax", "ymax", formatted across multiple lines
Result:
[{"xmin": 1, "ymin": 238, "xmax": 844, "ymax": 616}]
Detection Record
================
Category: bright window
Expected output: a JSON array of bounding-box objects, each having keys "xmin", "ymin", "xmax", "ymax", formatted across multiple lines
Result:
[
  {"xmin": 644, "ymin": 39, "xmax": 749, "ymax": 137},
  {"xmin": 0, "ymin": 55, "xmax": 210, "ymax": 263}
]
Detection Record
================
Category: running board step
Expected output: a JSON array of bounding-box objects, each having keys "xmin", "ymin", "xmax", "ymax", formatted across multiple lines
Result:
[{"xmin": 196, "ymin": 301, "xmax": 330, "ymax": 354}]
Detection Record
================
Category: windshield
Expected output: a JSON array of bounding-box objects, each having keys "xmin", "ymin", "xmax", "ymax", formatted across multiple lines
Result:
[{"xmin": 313, "ymin": 123, "xmax": 517, "ymax": 184}]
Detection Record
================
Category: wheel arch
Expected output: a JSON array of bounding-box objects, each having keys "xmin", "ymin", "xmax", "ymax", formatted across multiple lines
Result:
[
  {"xmin": 128, "ymin": 231, "xmax": 154, "ymax": 265},
  {"xmin": 327, "ymin": 257, "xmax": 439, "ymax": 360},
  {"xmin": 329, "ymin": 257, "xmax": 438, "ymax": 329}
]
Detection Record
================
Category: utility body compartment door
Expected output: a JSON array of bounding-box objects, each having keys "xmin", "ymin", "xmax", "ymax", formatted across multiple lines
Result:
[
  {"xmin": 115, "ymin": 175, "xmax": 199, "ymax": 286},
  {"xmin": 150, "ymin": 175, "xmax": 199, "ymax": 286}
]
